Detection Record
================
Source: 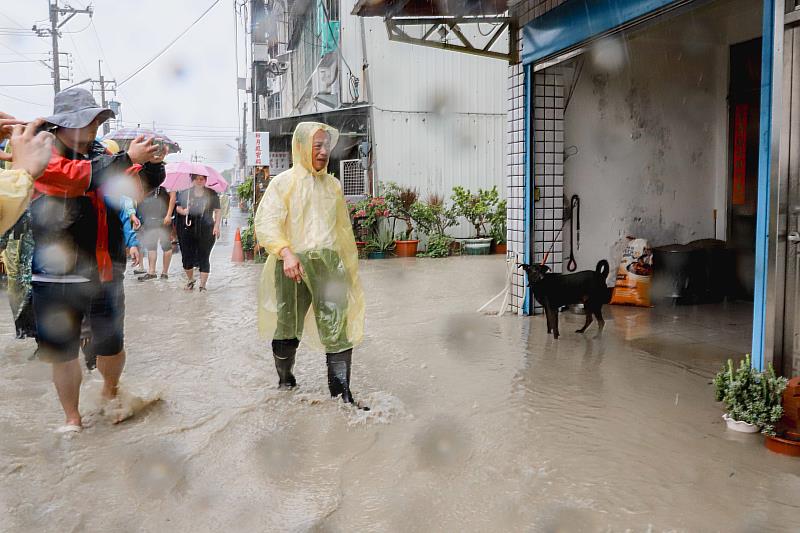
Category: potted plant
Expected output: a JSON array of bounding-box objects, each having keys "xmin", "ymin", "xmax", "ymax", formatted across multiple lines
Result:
[
  {"xmin": 240, "ymin": 225, "xmax": 255, "ymax": 261},
  {"xmin": 412, "ymin": 193, "xmax": 458, "ymax": 258},
  {"xmin": 384, "ymin": 182, "xmax": 420, "ymax": 257},
  {"xmin": 366, "ymin": 229, "xmax": 396, "ymax": 259},
  {"xmin": 490, "ymin": 198, "xmax": 507, "ymax": 254},
  {"xmin": 351, "ymin": 195, "xmax": 390, "ymax": 242},
  {"xmin": 713, "ymin": 354, "xmax": 788, "ymax": 434},
  {"xmin": 451, "ymin": 185, "xmax": 500, "ymax": 255}
]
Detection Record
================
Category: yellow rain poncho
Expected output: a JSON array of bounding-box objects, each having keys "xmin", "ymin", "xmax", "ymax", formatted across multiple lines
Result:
[{"xmin": 255, "ymin": 122, "xmax": 364, "ymax": 352}]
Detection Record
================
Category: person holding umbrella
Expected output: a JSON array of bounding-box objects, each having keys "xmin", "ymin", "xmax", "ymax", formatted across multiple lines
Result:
[{"xmin": 174, "ymin": 168, "xmax": 221, "ymax": 291}]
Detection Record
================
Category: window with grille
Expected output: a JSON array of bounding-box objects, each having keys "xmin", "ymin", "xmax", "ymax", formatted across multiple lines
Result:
[
  {"xmin": 339, "ymin": 159, "xmax": 366, "ymax": 195},
  {"xmin": 268, "ymin": 92, "xmax": 282, "ymax": 119}
]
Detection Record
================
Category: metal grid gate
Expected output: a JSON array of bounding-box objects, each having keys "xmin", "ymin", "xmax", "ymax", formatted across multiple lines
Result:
[{"xmin": 339, "ymin": 159, "xmax": 367, "ymax": 195}]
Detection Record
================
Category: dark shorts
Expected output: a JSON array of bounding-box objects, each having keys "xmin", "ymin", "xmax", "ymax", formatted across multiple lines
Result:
[
  {"xmin": 87, "ymin": 280, "xmax": 126, "ymax": 356},
  {"xmin": 139, "ymin": 223, "xmax": 172, "ymax": 252},
  {"xmin": 32, "ymin": 281, "xmax": 94, "ymax": 363}
]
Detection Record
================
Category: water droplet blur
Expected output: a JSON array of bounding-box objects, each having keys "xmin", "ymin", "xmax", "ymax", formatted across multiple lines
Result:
[{"xmin": 414, "ymin": 418, "xmax": 472, "ymax": 470}]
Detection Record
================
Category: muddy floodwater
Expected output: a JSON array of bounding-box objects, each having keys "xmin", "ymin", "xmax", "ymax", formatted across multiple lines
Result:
[{"xmin": 1, "ymin": 217, "xmax": 799, "ymax": 532}]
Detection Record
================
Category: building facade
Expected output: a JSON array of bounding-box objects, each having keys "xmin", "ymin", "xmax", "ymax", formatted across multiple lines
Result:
[{"xmin": 249, "ymin": 0, "xmax": 508, "ymax": 238}]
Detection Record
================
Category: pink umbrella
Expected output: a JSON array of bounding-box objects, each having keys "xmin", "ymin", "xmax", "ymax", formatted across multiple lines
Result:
[{"xmin": 163, "ymin": 162, "xmax": 229, "ymax": 193}]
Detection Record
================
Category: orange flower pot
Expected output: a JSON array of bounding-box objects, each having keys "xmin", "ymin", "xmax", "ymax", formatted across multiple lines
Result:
[{"xmin": 394, "ymin": 240, "xmax": 419, "ymax": 257}]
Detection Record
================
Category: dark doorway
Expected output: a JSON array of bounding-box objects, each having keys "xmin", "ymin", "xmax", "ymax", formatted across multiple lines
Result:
[{"xmin": 728, "ymin": 38, "xmax": 762, "ymax": 300}]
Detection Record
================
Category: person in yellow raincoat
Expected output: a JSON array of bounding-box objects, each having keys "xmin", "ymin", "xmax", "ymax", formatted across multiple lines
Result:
[{"xmin": 255, "ymin": 122, "xmax": 366, "ymax": 406}]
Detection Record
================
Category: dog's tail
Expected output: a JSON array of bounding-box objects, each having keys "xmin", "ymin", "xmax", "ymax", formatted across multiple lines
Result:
[{"xmin": 596, "ymin": 259, "xmax": 610, "ymax": 280}]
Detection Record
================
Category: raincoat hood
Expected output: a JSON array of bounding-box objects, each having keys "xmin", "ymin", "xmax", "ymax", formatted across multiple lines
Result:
[{"xmin": 291, "ymin": 122, "xmax": 340, "ymax": 178}]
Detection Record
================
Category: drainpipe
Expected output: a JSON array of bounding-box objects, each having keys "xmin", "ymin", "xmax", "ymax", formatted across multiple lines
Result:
[{"xmin": 360, "ymin": 16, "xmax": 378, "ymax": 195}]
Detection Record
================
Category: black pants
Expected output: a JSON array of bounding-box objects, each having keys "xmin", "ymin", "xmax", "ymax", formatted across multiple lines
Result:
[{"xmin": 179, "ymin": 225, "xmax": 215, "ymax": 273}]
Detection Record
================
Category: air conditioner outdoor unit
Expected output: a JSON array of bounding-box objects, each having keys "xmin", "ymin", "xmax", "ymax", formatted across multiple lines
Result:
[
  {"xmin": 253, "ymin": 43, "xmax": 270, "ymax": 62},
  {"xmin": 313, "ymin": 64, "xmax": 337, "ymax": 96}
]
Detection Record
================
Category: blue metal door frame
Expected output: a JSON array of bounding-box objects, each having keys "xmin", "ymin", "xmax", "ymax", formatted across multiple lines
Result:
[{"xmin": 520, "ymin": 0, "xmax": 780, "ymax": 369}]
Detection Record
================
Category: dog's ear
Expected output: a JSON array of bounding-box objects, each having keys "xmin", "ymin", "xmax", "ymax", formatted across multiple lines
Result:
[
  {"xmin": 540, "ymin": 264, "xmax": 551, "ymax": 273},
  {"xmin": 518, "ymin": 263, "xmax": 530, "ymax": 272}
]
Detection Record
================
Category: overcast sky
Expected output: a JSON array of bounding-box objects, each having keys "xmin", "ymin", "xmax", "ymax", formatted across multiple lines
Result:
[{"xmin": 0, "ymin": 0, "xmax": 247, "ymax": 170}]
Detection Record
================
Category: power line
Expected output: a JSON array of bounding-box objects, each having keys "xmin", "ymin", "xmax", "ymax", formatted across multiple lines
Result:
[
  {"xmin": 0, "ymin": 83, "xmax": 53, "ymax": 87},
  {"xmin": 89, "ymin": 19, "xmax": 143, "ymax": 120},
  {"xmin": 0, "ymin": 89, "xmax": 50, "ymax": 107},
  {"xmin": 0, "ymin": 11, "xmax": 28, "ymax": 29},
  {"xmin": 118, "ymin": 0, "xmax": 223, "ymax": 87},
  {"xmin": 0, "ymin": 41, "xmax": 53, "ymax": 70}
]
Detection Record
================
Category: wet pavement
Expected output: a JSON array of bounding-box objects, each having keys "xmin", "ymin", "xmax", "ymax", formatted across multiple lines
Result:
[{"xmin": 1, "ymin": 210, "xmax": 799, "ymax": 532}]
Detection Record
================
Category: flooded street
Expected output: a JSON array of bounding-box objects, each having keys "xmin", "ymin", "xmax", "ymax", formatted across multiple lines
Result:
[{"xmin": 1, "ymin": 213, "xmax": 799, "ymax": 533}]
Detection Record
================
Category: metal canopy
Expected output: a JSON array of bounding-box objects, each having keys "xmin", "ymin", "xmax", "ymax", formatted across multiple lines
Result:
[{"xmin": 351, "ymin": 0, "xmax": 515, "ymax": 62}]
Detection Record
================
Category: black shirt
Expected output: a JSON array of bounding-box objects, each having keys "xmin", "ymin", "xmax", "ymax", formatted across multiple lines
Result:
[{"xmin": 176, "ymin": 187, "xmax": 220, "ymax": 229}]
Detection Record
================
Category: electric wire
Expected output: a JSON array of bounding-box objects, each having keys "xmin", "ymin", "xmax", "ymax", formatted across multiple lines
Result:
[
  {"xmin": 0, "ymin": 41, "xmax": 53, "ymax": 70},
  {"xmin": 0, "ymin": 89, "xmax": 49, "ymax": 107},
  {"xmin": 117, "ymin": 0, "xmax": 224, "ymax": 87}
]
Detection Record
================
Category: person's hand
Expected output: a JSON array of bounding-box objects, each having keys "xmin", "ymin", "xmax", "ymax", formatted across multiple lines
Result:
[
  {"xmin": 176, "ymin": 206, "xmax": 187, "ymax": 216},
  {"xmin": 5, "ymin": 119, "xmax": 55, "ymax": 178},
  {"xmin": 127, "ymin": 135, "xmax": 160, "ymax": 165},
  {"xmin": 162, "ymin": 215, "xmax": 172, "ymax": 226},
  {"xmin": 0, "ymin": 111, "xmax": 25, "ymax": 142},
  {"xmin": 280, "ymin": 248, "xmax": 304, "ymax": 283},
  {"xmin": 129, "ymin": 246, "xmax": 141, "ymax": 266},
  {"xmin": 131, "ymin": 214, "xmax": 141, "ymax": 230},
  {"xmin": 212, "ymin": 225, "xmax": 220, "ymax": 239}
]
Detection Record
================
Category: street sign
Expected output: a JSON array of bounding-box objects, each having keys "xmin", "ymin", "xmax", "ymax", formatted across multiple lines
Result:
[{"xmin": 246, "ymin": 132, "xmax": 269, "ymax": 166}]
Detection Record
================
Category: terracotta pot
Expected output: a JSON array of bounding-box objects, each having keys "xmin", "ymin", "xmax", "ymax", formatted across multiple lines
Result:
[
  {"xmin": 244, "ymin": 250, "xmax": 254, "ymax": 261},
  {"xmin": 765, "ymin": 434, "xmax": 800, "ymax": 456},
  {"xmin": 394, "ymin": 240, "xmax": 419, "ymax": 257},
  {"xmin": 493, "ymin": 242, "xmax": 507, "ymax": 255}
]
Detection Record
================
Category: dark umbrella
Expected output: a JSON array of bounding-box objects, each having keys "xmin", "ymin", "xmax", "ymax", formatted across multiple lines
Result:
[{"xmin": 103, "ymin": 127, "xmax": 181, "ymax": 153}]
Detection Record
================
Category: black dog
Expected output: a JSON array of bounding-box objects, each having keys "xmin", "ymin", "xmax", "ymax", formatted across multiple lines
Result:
[{"xmin": 519, "ymin": 260, "xmax": 611, "ymax": 339}]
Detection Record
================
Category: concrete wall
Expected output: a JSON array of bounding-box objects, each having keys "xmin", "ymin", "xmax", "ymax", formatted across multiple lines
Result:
[{"xmin": 559, "ymin": 0, "xmax": 762, "ymax": 271}]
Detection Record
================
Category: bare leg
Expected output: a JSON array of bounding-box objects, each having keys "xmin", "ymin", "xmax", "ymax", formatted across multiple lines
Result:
[
  {"xmin": 162, "ymin": 249, "xmax": 173, "ymax": 275},
  {"xmin": 199, "ymin": 272, "xmax": 209, "ymax": 289},
  {"xmin": 147, "ymin": 250, "xmax": 157, "ymax": 275},
  {"xmin": 52, "ymin": 359, "xmax": 82, "ymax": 426},
  {"xmin": 96, "ymin": 351, "xmax": 126, "ymax": 400}
]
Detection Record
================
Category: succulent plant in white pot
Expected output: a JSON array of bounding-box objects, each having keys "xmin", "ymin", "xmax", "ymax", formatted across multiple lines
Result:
[{"xmin": 713, "ymin": 354, "xmax": 788, "ymax": 435}]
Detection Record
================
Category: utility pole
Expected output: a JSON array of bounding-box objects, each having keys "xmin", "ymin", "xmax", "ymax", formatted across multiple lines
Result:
[
  {"xmin": 33, "ymin": 1, "xmax": 93, "ymax": 94},
  {"xmin": 95, "ymin": 60, "xmax": 116, "ymax": 135},
  {"xmin": 240, "ymin": 101, "xmax": 248, "ymax": 174}
]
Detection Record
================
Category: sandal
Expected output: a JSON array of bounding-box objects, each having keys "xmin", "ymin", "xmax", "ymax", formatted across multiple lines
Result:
[
  {"xmin": 160, "ymin": 274, "xmax": 169, "ymax": 280},
  {"xmin": 198, "ymin": 286, "xmax": 207, "ymax": 292},
  {"xmin": 184, "ymin": 280, "xmax": 196, "ymax": 291}
]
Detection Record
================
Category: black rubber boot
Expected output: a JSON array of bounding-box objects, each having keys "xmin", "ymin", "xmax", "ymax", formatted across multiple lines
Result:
[
  {"xmin": 326, "ymin": 349, "xmax": 369, "ymax": 410},
  {"xmin": 326, "ymin": 349, "xmax": 353, "ymax": 403},
  {"xmin": 272, "ymin": 338, "xmax": 299, "ymax": 389}
]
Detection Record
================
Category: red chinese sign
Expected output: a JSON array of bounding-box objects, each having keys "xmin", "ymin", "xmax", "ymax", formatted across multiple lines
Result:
[{"xmin": 732, "ymin": 104, "xmax": 748, "ymax": 206}]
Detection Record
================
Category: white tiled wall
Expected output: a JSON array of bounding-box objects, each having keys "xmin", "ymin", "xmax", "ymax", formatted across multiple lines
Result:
[
  {"xmin": 506, "ymin": 0, "xmax": 567, "ymax": 314},
  {"xmin": 532, "ymin": 69, "xmax": 566, "ymax": 281}
]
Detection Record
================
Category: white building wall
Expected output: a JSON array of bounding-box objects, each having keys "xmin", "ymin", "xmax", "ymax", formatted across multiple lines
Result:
[{"xmin": 339, "ymin": 2, "xmax": 508, "ymax": 237}]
